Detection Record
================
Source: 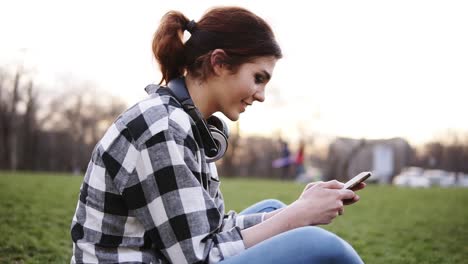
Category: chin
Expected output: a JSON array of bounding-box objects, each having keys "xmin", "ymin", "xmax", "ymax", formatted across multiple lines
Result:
[{"xmin": 224, "ymin": 111, "xmax": 240, "ymax": 121}]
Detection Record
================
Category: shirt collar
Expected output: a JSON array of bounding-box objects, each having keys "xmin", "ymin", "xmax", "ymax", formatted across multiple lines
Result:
[{"xmin": 144, "ymin": 84, "xmax": 160, "ymax": 95}]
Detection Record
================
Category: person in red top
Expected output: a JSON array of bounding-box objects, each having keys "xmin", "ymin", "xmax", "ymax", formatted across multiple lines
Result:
[{"xmin": 295, "ymin": 140, "xmax": 306, "ymax": 177}]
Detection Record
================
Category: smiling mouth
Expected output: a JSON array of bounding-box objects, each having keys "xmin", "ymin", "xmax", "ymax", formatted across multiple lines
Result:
[{"xmin": 240, "ymin": 101, "xmax": 251, "ymax": 112}]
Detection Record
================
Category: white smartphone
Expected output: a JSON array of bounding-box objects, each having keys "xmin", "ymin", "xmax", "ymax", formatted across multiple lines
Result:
[{"xmin": 343, "ymin": 171, "xmax": 372, "ymax": 189}]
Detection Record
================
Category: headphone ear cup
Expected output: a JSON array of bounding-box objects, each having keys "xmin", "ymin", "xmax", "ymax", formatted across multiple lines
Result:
[
  {"xmin": 205, "ymin": 116, "xmax": 229, "ymax": 163},
  {"xmin": 206, "ymin": 116, "xmax": 229, "ymax": 139},
  {"xmin": 206, "ymin": 126, "xmax": 228, "ymax": 163},
  {"xmin": 217, "ymin": 119, "xmax": 229, "ymax": 139}
]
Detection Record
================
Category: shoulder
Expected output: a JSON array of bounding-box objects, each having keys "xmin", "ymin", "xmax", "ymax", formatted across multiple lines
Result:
[{"xmin": 117, "ymin": 86, "xmax": 195, "ymax": 146}]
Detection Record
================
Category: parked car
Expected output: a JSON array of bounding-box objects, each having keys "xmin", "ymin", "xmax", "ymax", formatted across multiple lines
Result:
[
  {"xmin": 393, "ymin": 167, "xmax": 430, "ymax": 188},
  {"xmin": 393, "ymin": 167, "xmax": 468, "ymax": 188}
]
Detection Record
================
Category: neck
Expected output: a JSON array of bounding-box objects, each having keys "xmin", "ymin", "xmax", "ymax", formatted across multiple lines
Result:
[{"xmin": 185, "ymin": 75, "xmax": 216, "ymax": 119}]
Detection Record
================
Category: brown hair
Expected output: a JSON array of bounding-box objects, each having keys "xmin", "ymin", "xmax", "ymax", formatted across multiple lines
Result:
[{"xmin": 152, "ymin": 7, "xmax": 282, "ymax": 84}]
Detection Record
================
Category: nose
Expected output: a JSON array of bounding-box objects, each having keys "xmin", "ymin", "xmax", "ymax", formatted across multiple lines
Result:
[{"xmin": 253, "ymin": 87, "xmax": 265, "ymax": 102}]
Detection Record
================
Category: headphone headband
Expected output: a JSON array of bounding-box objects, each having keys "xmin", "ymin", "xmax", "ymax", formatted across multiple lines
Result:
[{"xmin": 167, "ymin": 77, "xmax": 195, "ymax": 107}]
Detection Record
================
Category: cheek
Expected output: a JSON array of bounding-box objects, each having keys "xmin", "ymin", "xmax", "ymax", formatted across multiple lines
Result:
[
  {"xmin": 226, "ymin": 73, "xmax": 254, "ymax": 101},
  {"xmin": 238, "ymin": 78, "xmax": 255, "ymax": 97},
  {"xmin": 233, "ymin": 86, "xmax": 252, "ymax": 102}
]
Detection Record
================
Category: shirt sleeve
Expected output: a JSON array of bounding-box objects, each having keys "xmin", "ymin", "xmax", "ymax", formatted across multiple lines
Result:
[
  {"xmin": 222, "ymin": 211, "xmax": 266, "ymax": 231},
  {"xmin": 120, "ymin": 115, "xmax": 247, "ymax": 264}
]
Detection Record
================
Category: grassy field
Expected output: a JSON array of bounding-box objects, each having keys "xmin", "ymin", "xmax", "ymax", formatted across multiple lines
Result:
[{"xmin": 0, "ymin": 172, "xmax": 467, "ymax": 263}]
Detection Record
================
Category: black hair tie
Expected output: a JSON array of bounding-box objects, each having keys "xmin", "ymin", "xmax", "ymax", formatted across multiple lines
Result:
[{"xmin": 186, "ymin": 20, "xmax": 196, "ymax": 33}]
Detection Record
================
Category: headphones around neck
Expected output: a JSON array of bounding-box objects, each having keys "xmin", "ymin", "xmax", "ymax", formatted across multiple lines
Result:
[{"xmin": 166, "ymin": 77, "xmax": 229, "ymax": 163}]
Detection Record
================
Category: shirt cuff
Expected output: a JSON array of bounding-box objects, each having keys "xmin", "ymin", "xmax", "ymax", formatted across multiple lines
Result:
[{"xmin": 235, "ymin": 213, "xmax": 264, "ymax": 229}]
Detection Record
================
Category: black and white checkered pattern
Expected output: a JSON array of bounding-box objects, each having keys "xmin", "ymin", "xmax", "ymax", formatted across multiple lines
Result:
[{"xmin": 70, "ymin": 86, "xmax": 264, "ymax": 263}]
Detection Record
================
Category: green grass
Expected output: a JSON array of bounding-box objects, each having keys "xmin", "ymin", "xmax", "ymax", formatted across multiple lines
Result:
[{"xmin": 1, "ymin": 172, "xmax": 467, "ymax": 263}]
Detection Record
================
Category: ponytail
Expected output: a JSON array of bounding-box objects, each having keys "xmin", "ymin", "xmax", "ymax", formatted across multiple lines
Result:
[
  {"xmin": 152, "ymin": 11, "xmax": 189, "ymax": 84},
  {"xmin": 152, "ymin": 7, "xmax": 282, "ymax": 85}
]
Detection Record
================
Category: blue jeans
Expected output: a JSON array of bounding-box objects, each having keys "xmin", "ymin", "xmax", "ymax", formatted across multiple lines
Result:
[{"xmin": 220, "ymin": 199, "xmax": 364, "ymax": 264}]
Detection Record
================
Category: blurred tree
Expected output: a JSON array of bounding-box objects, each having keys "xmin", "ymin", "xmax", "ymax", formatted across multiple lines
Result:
[
  {"xmin": 39, "ymin": 81, "xmax": 127, "ymax": 173},
  {"xmin": 217, "ymin": 121, "xmax": 241, "ymax": 177},
  {"xmin": 216, "ymin": 135, "xmax": 282, "ymax": 179},
  {"xmin": 19, "ymin": 80, "xmax": 39, "ymax": 170},
  {"xmin": 420, "ymin": 131, "xmax": 468, "ymax": 176},
  {"xmin": 0, "ymin": 67, "xmax": 25, "ymax": 170},
  {"xmin": 0, "ymin": 66, "xmax": 127, "ymax": 173}
]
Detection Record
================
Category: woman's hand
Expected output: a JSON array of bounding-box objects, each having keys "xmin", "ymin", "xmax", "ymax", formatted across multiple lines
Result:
[
  {"xmin": 241, "ymin": 180, "xmax": 358, "ymax": 248},
  {"xmin": 242, "ymin": 180, "xmax": 365, "ymax": 249},
  {"xmin": 304, "ymin": 180, "xmax": 367, "ymax": 206},
  {"xmin": 343, "ymin": 182, "xmax": 366, "ymax": 205},
  {"xmin": 290, "ymin": 180, "xmax": 356, "ymax": 226},
  {"xmin": 350, "ymin": 182, "xmax": 366, "ymax": 192},
  {"xmin": 304, "ymin": 180, "xmax": 366, "ymax": 192},
  {"xmin": 303, "ymin": 181, "xmax": 323, "ymax": 191}
]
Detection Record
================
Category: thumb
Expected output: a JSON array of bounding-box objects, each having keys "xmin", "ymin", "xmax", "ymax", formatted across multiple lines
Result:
[{"xmin": 320, "ymin": 180, "xmax": 344, "ymax": 189}]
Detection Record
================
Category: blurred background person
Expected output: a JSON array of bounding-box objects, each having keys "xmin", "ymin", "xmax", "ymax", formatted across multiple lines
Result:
[{"xmin": 295, "ymin": 140, "xmax": 306, "ymax": 178}]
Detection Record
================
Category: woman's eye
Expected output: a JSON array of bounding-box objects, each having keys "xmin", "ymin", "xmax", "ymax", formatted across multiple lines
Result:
[{"xmin": 255, "ymin": 74, "xmax": 265, "ymax": 84}]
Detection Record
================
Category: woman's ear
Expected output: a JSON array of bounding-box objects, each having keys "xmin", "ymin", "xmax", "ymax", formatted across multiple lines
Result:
[{"xmin": 211, "ymin": 49, "xmax": 228, "ymax": 76}]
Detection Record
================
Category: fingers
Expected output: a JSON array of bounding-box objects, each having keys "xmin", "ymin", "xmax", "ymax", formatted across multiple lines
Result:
[
  {"xmin": 320, "ymin": 180, "xmax": 344, "ymax": 189},
  {"xmin": 343, "ymin": 194, "xmax": 360, "ymax": 205},
  {"xmin": 338, "ymin": 189, "xmax": 356, "ymax": 200},
  {"xmin": 335, "ymin": 199, "xmax": 344, "ymax": 216},
  {"xmin": 305, "ymin": 181, "xmax": 322, "ymax": 190},
  {"xmin": 350, "ymin": 182, "xmax": 366, "ymax": 191}
]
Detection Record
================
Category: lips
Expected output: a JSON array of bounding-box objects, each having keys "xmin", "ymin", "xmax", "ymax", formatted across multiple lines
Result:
[{"xmin": 240, "ymin": 101, "xmax": 250, "ymax": 112}]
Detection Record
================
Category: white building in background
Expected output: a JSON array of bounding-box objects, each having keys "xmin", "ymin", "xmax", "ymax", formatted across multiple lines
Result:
[
  {"xmin": 324, "ymin": 137, "xmax": 413, "ymax": 183},
  {"xmin": 373, "ymin": 145, "xmax": 395, "ymax": 184}
]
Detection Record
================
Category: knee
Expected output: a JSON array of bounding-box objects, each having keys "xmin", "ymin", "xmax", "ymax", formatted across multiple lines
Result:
[
  {"xmin": 292, "ymin": 227, "xmax": 362, "ymax": 263},
  {"xmin": 294, "ymin": 226, "xmax": 342, "ymax": 246}
]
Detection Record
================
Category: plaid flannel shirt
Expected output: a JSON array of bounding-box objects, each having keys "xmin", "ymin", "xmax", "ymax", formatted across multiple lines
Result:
[{"xmin": 70, "ymin": 85, "xmax": 265, "ymax": 264}]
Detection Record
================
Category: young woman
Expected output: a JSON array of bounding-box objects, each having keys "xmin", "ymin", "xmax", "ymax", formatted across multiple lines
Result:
[{"xmin": 71, "ymin": 6, "xmax": 365, "ymax": 264}]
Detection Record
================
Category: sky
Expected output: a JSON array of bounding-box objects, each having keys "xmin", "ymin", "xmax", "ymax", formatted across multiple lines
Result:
[{"xmin": 1, "ymin": 0, "xmax": 467, "ymax": 145}]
